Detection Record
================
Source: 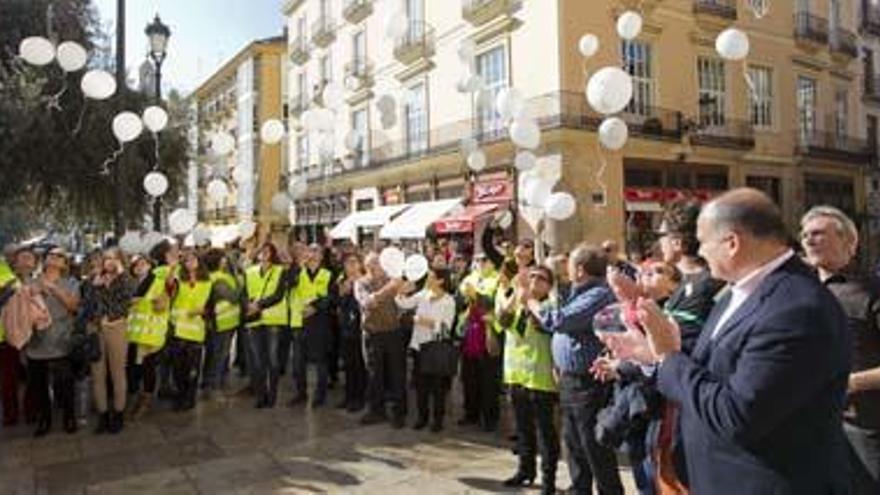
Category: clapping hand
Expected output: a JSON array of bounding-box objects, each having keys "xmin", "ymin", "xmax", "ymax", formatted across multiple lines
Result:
[
  {"xmin": 590, "ymin": 355, "xmax": 621, "ymax": 382},
  {"xmin": 607, "ymin": 268, "xmax": 640, "ymax": 303},
  {"xmin": 636, "ymin": 297, "xmax": 681, "ymax": 363}
]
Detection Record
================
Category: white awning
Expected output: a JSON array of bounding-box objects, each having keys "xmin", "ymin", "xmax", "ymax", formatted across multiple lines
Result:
[
  {"xmin": 625, "ymin": 201, "xmax": 663, "ymax": 212},
  {"xmin": 379, "ymin": 199, "xmax": 462, "ymax": 239},
  {"xmin": 329, "ymin": 204, "xmax": 410, "ymax": 240}
]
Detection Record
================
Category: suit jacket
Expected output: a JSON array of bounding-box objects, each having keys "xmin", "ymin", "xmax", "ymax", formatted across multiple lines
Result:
[{"xmin": 657, "ymin": 257, "xmax": 851, "ymax": 495}]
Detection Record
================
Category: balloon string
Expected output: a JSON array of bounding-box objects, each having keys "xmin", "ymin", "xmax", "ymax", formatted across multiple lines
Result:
[
  {"xmin": 46, "ymin": 77, "xmax": 68, "ymax": 112},
  {"xmin": 72, "ymin": 99, "xmax": 88, "ymax": 135},
  {"xmin": 100, "ymin": 142, "xmax": 125, "ymax": 176},
  {"xmin": 595, "ymin": 140, "xmax": 608, "ymax": 208},
  {"xmin": 742, "ymin": 62, "xmax": 757, "ymax": 102}
]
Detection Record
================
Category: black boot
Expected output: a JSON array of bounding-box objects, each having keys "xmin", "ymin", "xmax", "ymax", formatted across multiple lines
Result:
[
  {"xmin": 34, "ymin": 417, "xmax": 51, "ymax": 438},
  {"xmin": 502, "ymin": 471, "xmax": 536, "ymax": 487},
  {"xmin": 94, "ymin": 412, "xmax": 110, "ymax": 434},
  {"xmin": 541, "ymin": 476, "xmax": 556, "ymax": 495},
  {"xmin": 107, "ymin": 409, "xmax": 124, "ymax": 434}
]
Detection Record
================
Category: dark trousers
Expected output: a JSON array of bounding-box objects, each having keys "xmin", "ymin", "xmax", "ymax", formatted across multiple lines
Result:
[
  {"xmin": 278, "ymin": 326, "xmax": 293, "ymax": 375},
  {"xmin": 511, "ymin": 385, "xmax": 560, "ymax": 483},
  {"xmin": 341, "ymin": 334, "xmax": 366, "ymax": 408},
  {"xmin": 845, "ymin": 422, "xmax": 880, "ymax": 494},
  {"xmin": 126, "ymin": 343, "xmax": 142, "ymax": 394},
  {"xmin": 289, "ymin": 329, "xmax": 307, "ymax": 397},
  {"xmin": 0, "ymin": 343, "xmax": 22, "ymax": 423},
  {"xmin": 169, "ymin": 338, "xmax": 203, "ymax": 409},
  {"xmin": 363, "ymin": 331, "xmax": 406, "ymax": 418},
  {"xmin": 460, "ymin": 354, "xmax": 500, "ymax": 428},
  {"xmin": 141, "ymin": 349, "xmax": 162, "ymax": 394},
  {"xmin": 559, "ymin": 373, "xmax": 624, "ymax": 495},
  {"xmin": 203, "ymin": 331, "xmax": 233, "ymax": 391},
  {"xmin": 415, "ymin": 360, "xmax": 450, "ymax": 426},
  {"xmin": 248, "ymin": 326, "xmax": 281, "ymax": 405},
  {"xmin": 28, "ymin": 358, "xmax": 74, "ymax": 426}
]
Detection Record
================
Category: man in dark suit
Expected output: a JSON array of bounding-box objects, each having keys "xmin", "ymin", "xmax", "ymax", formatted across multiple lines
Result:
[{"xmin": 614, "ymin": 188, "xmax": 852, "ymax": 494}]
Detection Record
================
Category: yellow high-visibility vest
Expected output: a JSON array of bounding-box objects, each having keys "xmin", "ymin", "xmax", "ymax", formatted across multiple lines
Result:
[
  {"xmin": 503, "ymin": 306, "xmax": 556, "ymax": 393},
  {"xmin": 171, "ymin": 280, "xmax": 212, "ymax": 343},
  {"xmin": 127, "ymin": 266, "xmax": 171, "ymax": 348},
  {"xmin": 210, "ymin": 271, "xmax": 241, "ymax": 332},
  {"xmin": 289, "ymin": 268, "xmax": 331, "ymax": 329},
  {"xmin": 0, "ymin": 260, "xmax": 18, "ymax": 343},
  {"xmin": 245, "ymin": 264, "xmax": 287, "ymax": 328}
]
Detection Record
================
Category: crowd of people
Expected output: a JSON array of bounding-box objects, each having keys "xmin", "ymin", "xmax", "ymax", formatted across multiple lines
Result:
[{"xmin": 0, "ymin": 187, "xmax": 877, "ymax": 494}]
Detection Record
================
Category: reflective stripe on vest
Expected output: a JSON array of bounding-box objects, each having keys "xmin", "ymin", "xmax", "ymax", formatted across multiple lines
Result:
[
  {"xmin": 503, "ymin": 307, "xmax": 556, "ymax": 393},
  {"xmin": 210, "ymin": 271, "xmax": 241, "ymax": 332},
  {"xmin": 127, "ymin": 266, "xmax": 171, "ymax": 348},
  {"xmin": 289, "ymin": 268, "xmax": 331, "ymax": 328},
  {"xmin": 245, "ymin": 265, "xmax": 287, "ymax": 328},
  {"xmin": 172, "ymin": 280, "xmax": 212, "ymax": 343},
  {"xmin": 0, "ymin": 260, "xmax": 18, "ymax": 343}
]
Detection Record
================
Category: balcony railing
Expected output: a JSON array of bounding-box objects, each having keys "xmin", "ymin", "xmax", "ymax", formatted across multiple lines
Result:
[
  {"xmin": 692, "ymin": 0, "xmax": 737, "ymax": 20},
  {"xmin": 393, "ymin": 21, "xmax": 436, "ymax": 65},
  {"xmin": 462, "ymin": 0, "xmax": 522, "ymax": 27},
  {"xmin": 794, "ymin": 12, "xmax": 830, "ymax": 45},
  {"xmin": 865, "ymin": 76, "xmax": 880, "ymax": 102},
  {"xmin": 344, "ymin": 60, "xmax": 374, "ymax": 90},
  {"xmin": 289, "ymin": 36, "xmax": 310, "ymax": 65},
  {"xmin": 796, "ymin": 130, "xmax": 872, "ymax": 162},
  {"xmin": 290, "ymin": 95, "xmax": 309, "ymax": 117},
  {"xmin": 311, "ymin": 16, "xmax": 336, "ymax": 47},
  {"xmin": 863, "ymin": 1, "xmax": 880, "ymax": 36},
  {"xmin": 342, "ymin": 0, "xmax": 373, "ymax": 24},
  {"xmin": 689, "ymin": 119, "xmax": 756, "ymax": 149},
  {"xmin": 830, "ymin": 28, "xmax": 858, "ymax": 58}
]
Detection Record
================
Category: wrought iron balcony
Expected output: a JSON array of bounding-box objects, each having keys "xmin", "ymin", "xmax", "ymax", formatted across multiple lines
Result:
[
  {"xmin": 794, "ymin": 12, "xmax": 829, "ymax": 45},
  {"xmin": 830, "ymin": 28, "xmax": 858, "ymax": 58},
  {"xmin": 692, "ymin": 0, "xmax": 737, "ymax": 20},
  {"xmin": 461, "ymin": 0, "xmax": 522, "ymax": 27},
  {"xmin": 862, "ymin": 1, "xmax": 880, "ymax": 36},
  {"xmin": 344, "ymin": 60, "xmax": 374, "ymax": 90},
  {"xmin": 311, "ymin": 16, "xmax": 336, "ymax": 48},
  {"xmin": 796, "ymin": 130, "xmax": 872, "ymax": 162},
  {"xmin": 342, "ymin": 0, "xmax": 373, "ymax": 24},
  {"xmin": 393, "ymin": 21, "xmax": 436, "ymax": 65},
  {"xmin": 289, "ymin": 35, "xmax": 310, "ymax": 65},
  {"xmin": 688, "ymin": 118, "xmax": 756, "ymax": 150}
]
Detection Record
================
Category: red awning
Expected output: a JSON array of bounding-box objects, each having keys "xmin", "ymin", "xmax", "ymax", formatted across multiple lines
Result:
[{"xmin": 433, "ymin": 203, "xmax": 499, "ymax": 234}]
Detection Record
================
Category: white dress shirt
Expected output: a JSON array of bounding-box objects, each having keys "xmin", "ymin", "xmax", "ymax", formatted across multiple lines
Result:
[
  {"xmin": 395, "ymin": 290, "xmax": 456, "ymax": 350},
  {"xmin": 711, "ymin": 249, "xmax": 795, "ymax": 339}
]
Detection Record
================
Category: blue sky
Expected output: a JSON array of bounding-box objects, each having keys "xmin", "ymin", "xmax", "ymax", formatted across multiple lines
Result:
[{"xmin": 92, "ymin": 0, "xmax": 285, "ymax": 94}]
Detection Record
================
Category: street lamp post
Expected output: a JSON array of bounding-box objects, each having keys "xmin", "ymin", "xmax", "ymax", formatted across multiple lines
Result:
[{"xmin": 145, "ymin": 14, "xmax": 171, "ymax": 232}]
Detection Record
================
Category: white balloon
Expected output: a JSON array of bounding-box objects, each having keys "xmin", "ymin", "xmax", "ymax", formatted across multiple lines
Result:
[
  {"xmin": 118, "ymin": 231, "xmax": 142, "ymax": 254},
  {"xmin": 586, "ymin": 67, "xmax": 634, "ymax": 115},
  {"xmin": 288, "ymin": 176, "xmax": 308, "ymax": 198},
  {"xmin": 404, "ymin": 254, "xmax": 429, "ymax": 281},
  {"xmin": 467, "ymin": 149, "xmax": 487, "ymax": 172},
  {"xmin": 56, "ymin": 41, "xmax": 87, "ymax": 72},
  {"xmin": 143, "ymin": 171, "xmax": 169, "ymax": 197},
  {"xmin": 211, "ymin": 132, "xmax": 236, "ymax": 155},
  {"xmin": 496, "ymin": 88, "xmax": 525, "ymax": 122},
  {"xmin": 112, "ymin": 112, "xmax": 143, "ymax": 143},
  {"xmin": 19, "ymin": 37, "xmax": 55, "ymax": 66},
  {"xmin": 142, "ymin": 106, "xmax": 169, "ymax": 133},
  {"xmin": 384, "ymin": 11, "xmax": 409, "ymax": 40},
  {"xmin": 598, "ymin": 117, "xmax": 629, "ymax": 150},
  {"xmin": 192, "ymin": 226, "xmax": 211, "ymax": 246},
  {"xmin": 514, "ymin": 150, "xmax": 537, "ymax": 172},
  {"xmin": 510, "ymin": 119, "xmax": 541, "ymax": 150},
  {"xmin": 80, "ymin": 70, "xmax": 116, "ymax": 100},
  {"xmin": 322, "ymin": 82, "xmax": 345, "ymax": 109},
  {"xmin": 271, "ymin": 193, "xmax": 291, "ymax": 214},
  {"xmin": 545, "ymin": 192, "xmax": 577, "ymax": 221},
  {"xmin": 458, "ymin": 39, "xmax": 476, "ymax": 63},
  {"xmin": 715, "ymin": 28, "xmax": 750, "ymax": 61},
  {"xmin": 260, "ymin": 119, "xmax": 285, "ymax": 144},
  {"xmin": 232, "ymin": 166, "xmax": 249, "ymax": 185},
  {"xmin": 616, "ymin": 11, "xmax": 643, "ymax": 41},
  {"xmin": 206, "ymin": 179, "xmax": 229, "ymax": 201},
  {"xmin": 524, "ymin": 178, "xmax": 554, "ymax": 208},
  {"xmin": 460, "ymin": 136, "xmax": 478, "ymax": 155},
  {"xmin": 464, "ymin": 74, "xmax": 484, "ymax": 93},
  {"xmin": 168, "ymin": 209, "xmax": 197, "ymax": 235},
  {"xmin": 578, "ymin": 34, "xmax": 600, "ymax": 58},
  {"xmin": 238, "ymin": 220, "xmax": 257, "ymax": 240},
  {"xmin": 344, "ymin": 129, "xmax": 362, "ymax": 151},
  {"xmin": 379, "ymin": 247, "xmax": 406, "ymax": 278}
]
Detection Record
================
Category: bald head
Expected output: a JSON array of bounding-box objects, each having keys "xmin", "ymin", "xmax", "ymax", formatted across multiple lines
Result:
[{"xmin": 700, "ymin": 188, "xmax": 788, "ymax": 243}]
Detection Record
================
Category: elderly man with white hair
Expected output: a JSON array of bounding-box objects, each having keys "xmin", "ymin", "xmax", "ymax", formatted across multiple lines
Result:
[{"xmin": 801, "ymin": 205, "xmax": 880, "ymax": 494}]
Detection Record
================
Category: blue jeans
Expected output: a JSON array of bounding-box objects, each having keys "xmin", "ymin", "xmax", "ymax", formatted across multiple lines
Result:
[
  {"xmin": 203, "ymin": 331, "xmax": 234, "ymax": 391},
  {"xmin": 247, "ymin": 326, "xmax": 281, "ymax": 405}
]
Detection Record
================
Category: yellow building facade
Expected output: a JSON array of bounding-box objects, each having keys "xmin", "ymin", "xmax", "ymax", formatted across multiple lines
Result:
[
  {"xmin": 189, "ymin": 36, "xmax": 288, "ymax": 241},
  {"xmin": 282, "ymin": 0, "xmax": 870, "ymax": 254}
]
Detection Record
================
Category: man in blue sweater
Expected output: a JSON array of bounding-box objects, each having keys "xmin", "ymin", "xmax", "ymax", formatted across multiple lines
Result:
[{"xmin": 537, "ymin": 244, "xmax": 623, "ymax": 495}]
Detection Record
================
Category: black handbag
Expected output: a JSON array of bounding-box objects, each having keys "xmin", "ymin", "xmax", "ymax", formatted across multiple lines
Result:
[
  {"xmin": 70, "ymin": 331, "xmax": 101, "ymax": 365},
  {"xmin": 419, "ymin": 339, "xmax": 459, "ymax": 377}
]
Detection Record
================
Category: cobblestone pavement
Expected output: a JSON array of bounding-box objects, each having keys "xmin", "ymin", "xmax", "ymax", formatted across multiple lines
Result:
[{"xmin": 0, "ymin": 376, "xmax": 637, "ymax": 494}]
